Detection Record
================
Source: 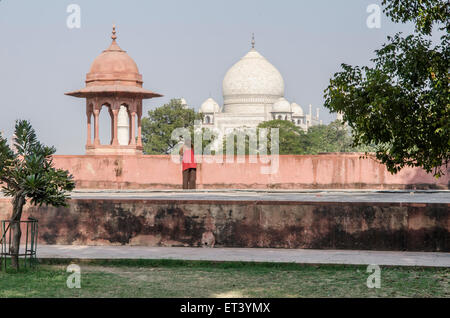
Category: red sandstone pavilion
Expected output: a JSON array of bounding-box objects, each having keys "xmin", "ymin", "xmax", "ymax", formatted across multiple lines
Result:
[{"xmin": 65, "ymin": 26, "xmax": 162, "ymax": 155}]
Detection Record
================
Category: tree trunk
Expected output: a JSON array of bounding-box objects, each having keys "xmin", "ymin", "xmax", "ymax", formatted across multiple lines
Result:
[{"xmin": 10, "ymin": 193, "xmax": 25, "ymax": 270}]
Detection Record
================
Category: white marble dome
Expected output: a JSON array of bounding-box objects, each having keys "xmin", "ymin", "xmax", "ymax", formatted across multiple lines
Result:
[
  {"xmin": 222, "ymin": 49, "xmax": 285, "ymax": 113},
  {"xmin": 291, "ymin": 102, "xmax": 303, "ymax": 116},
  {"xmin": 200, "ymin": 98, "xmax": 220, "ymax": 113},
  {"xmin": 272, "ymin": 97, "xmax": 291, "ymax": 113}
]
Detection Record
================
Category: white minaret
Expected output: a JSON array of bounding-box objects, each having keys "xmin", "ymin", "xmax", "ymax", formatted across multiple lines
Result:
[{"xmin": 117, "ymin": 105, "xmax": 130, "ymax": 145}]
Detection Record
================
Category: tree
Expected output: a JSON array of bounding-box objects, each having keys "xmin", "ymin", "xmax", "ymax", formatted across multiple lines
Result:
[
  {"xmin": 141, "ymin": 99, "xmax": 206, "ymax": 154},
  {"xmin": 223, "ymin": 120, "xmax": 309, "ymax": 155},
  {"xmin": 222, "ymin": 126, "xmax": 255, "ymax": 156},
  {"xmin": 306, "ymin": 120, "xmax": 376, "ymax": 154},
  {"xmin": 324, "ymin": 0, "xmax": 449, "ymax": 177},
  {"xmin": 222, "ymin": 119, "xmax": 375, "ymax": 155},
  {"xmin": 382, "ymin": 0, "xmax": 449, "ymax": 35},
  {"xmin": 0, "ymin": 120, "xmax": 75, "ymax": 269},
  {"xmin": 258, "ymin": 120, "xmax": 309, "ymax": 155}
]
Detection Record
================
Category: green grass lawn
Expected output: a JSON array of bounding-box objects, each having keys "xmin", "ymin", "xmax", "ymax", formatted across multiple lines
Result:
[{"xmin": 0, "ymin": 259, "xmax": 448, "ymax": 298}]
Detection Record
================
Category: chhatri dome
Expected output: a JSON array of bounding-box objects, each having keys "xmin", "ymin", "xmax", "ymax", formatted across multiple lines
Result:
[
  {"xmin": 67, "ymin": 25, "xmax": 161, "ymax": 98},
  {"xmin": 200, "ymin": 98, "xmax": 221, "ymax": 113},
  {"xmin": 272, "ymin": 97, "xmax": 291, "ymax": 113},
  {"xmin": 87, "ymin": 35, "xmax": 140, "ymax": 86},
  {"xmin": 180, "ymin": 98, "xmax": 188, "ymax": 108},
  {"xmin": 222, "ymin": 34, "xmax": 284, "ymax": 115},
  {"xmin": 291, "ymin": 102, "xmax": 304, "ymax": 116}
]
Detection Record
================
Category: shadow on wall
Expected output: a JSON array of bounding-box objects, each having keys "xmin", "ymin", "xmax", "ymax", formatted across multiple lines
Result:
[
  {"xmin": 404, "ymin": 164, "xmax": 450, "ymax": 190},
  {"xmin": 0, "ymin": 198, "xmax": 447, "ymax": 252}
]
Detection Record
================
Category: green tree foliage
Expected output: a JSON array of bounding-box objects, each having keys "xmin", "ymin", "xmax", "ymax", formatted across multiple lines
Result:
[
  {"xmin": 306, "ymin": 121, "xmax": 375, "ymax": 154},
  {"xmin": 222, "ymin": 120, "xmax": 307, "ymax": 155},
  {"xmin": 221, "ymin": 126, "xmax": 253, "ymax": 156},
  {"xmin": 222, "ymin": 119, "xmax": 372, "ymax": 155},
  {"xmin": 141, "ymin": 99, "xmax": 205, "ymax": 154},
  {"xmin": 324, "ymin": 0, "xmax": 449, "ymax": 177},
  {"xmin": 382, "ymin": 0, "xmax": 449, "ymax": 35},
  {"xmin": 258, "ymin": 120, "xmax": 309, "ymax": 155},
  {"xmin": 0, "ymin": 120, "xmax": 75, "ymax": 270}
]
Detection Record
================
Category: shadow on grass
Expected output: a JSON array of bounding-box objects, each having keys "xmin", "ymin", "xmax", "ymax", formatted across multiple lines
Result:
[
  {"xmin": 38, "ymin": 258, "xmax": 448, "ymax": 272},
  {"xmin": 0, "ymin": 258, "xmax": 448, "ymax": 298},
  {"xmin": 0, "ymin": 257, "xmax": 39, "ymax": 274}
]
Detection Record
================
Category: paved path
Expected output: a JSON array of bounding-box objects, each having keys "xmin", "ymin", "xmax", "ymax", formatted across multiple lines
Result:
[
  {"xmin": 68, "ymin": 189, "xmax": 450, "ymax": 204},
  {"xmin": 2, "ymin": 189, "xmax": 449, "ymax": 203},
  {"xmin": 36, "ymin": 245, "xmax": 450, "ymax": 267}
]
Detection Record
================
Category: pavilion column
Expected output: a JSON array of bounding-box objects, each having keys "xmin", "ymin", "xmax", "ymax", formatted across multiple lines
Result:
[
  {"xmin": 109, "ymin": 108, "xmax": 114, "ymax": 145},
  {"xmin": 112, "ymin": 109, "xmax": 119, "ymax": 146},
  {"xmin": 93, "ymin": 109, "xmax": 100, "ymax": 145},
  {"xmin": 130, "ymin": 112, "xmax": 137, "ymax": 145},
  {"xmin": 128, "ymin": 111, "xmax": 132, "ymax": 145},
  {"xmin": 137, "ymin": 111, "xmax": 142, "ymax": 147},
  {"xmin": 86, "ymin": 111, "xmax": 92, "ymax": 146}
]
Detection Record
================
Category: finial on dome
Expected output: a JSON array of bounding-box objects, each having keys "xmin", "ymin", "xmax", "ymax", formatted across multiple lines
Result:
[
  {"xmin": 251, "ymin": 33, "xmax": 255, "ymax": 49},
  {"xmin": 111, "ymin": 24, "xmax": 117, "ymax": 41}
]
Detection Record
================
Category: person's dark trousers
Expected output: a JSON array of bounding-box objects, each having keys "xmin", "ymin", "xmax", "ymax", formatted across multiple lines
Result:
[{"xmin": 182, "ymin": 168, "xmax": 197, "ymax": 189}]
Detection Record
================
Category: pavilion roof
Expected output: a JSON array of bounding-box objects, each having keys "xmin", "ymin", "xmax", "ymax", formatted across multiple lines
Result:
[{"xmin": 65, "ymin": 85, "xmax": 163, "ymax": 99}]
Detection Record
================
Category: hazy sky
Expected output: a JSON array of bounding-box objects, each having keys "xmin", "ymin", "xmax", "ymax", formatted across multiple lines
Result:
[{"xmin": 0, "ymin": 0, "xmax": 422, "ymax": 154}]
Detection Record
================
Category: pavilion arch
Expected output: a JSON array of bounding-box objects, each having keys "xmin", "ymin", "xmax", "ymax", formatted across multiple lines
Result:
[
  {"xmin": 121, "ymin": 101, "xmax": 138, "ymax": 146},
  {"xmin": 117, "ymin": 103, "xmax": 131, "ymax": 146},
  {"xmin": 97, "ymin": 103, "xmax": 113, "ymax": 145}
]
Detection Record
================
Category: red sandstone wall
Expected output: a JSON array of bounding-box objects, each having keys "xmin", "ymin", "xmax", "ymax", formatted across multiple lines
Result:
[{"xmin": 51, "ymin": 154, "xmax": 449, "ymax": 189}]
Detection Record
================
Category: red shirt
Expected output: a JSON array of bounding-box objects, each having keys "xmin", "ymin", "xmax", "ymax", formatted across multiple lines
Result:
[{"xmin": 182, "ymin": 148, "xmax": 197, "ymax": 171}]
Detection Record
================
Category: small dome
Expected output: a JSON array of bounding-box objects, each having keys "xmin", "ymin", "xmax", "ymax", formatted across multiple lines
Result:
[
  {"xmin": 200, "ymin": 98, "xmax": 220, "ymax": 113},
  {"xmin": 86, "ymin": 26, "xmax": 142, "ymax": 87},
  {"xmin": 88, "ymin": 46, "xmax": 139, "ymax": 76},
  {"xmin": 291, "ymin": 102, "xmax": 304, "ymax": 116},
  {"xmin": 272, "ymin": 98, "xmax": 291, "ymax": 113},
  {"xmin": 222, "ymin": 49, "xmax": 285, "ymax": 106},
  {"xmin": 180, "ymin": 98, "xmax": 188, "ymax": 109}
]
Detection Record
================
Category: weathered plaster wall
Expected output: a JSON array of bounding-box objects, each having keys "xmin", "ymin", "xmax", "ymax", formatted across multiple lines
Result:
[
  {"xmin": 52, "ymin": 154, "xmax": 449, "ymax": 190},
  {"xmin": 0, "ymin": 198, "xmax": 448, "ymax": 251}
]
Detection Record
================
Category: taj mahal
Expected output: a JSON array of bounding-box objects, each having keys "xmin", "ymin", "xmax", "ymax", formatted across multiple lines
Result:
[{"xmin": 196, "ymin": 35, "xmax": 322, "ymax": 142}]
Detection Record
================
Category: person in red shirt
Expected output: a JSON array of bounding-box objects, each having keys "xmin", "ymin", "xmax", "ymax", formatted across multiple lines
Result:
[{"xmin": 179, "ymin": 139, "xmax": 197, "ymax": 189}]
